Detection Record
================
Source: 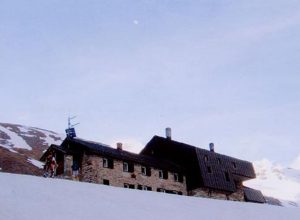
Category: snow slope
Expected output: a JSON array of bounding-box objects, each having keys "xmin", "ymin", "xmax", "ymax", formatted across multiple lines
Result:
[
  {"xmin": 0, "ymin": 173, "xmax": 299, "ymax": 220},
  {"xmin": 245, "ymin": 159, "xmax": 300, "ymax": 206}
]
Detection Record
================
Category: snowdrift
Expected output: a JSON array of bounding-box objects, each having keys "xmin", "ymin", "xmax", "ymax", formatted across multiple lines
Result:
[{"xmin": 0, "ymin": 172, "xmax": 299, "ymax": 220}]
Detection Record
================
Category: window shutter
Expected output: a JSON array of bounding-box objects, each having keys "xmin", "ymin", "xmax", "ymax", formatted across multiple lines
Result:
[
  {"xmin": 178, "ymin": 174, "xmax": 184, "ymax": 183},
  {"xmin": 108, "ymin": 159, "xmax": 114, "ymax": 169},
  {"xmin": 163, "ymin": 170, "xmax": 168, "ymax": 179},
  {"xmin": 146, "ymin": 167, "xmax": 151, "ymax": 176},
  {"xmin": 129, "ymin": 163, "xmax": 134, "ymax": 173}
]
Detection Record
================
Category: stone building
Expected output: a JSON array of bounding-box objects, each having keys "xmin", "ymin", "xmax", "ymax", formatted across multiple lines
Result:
[{"xmin": 40, "ymin": 129, "xmax": 265, "ymax": 203}]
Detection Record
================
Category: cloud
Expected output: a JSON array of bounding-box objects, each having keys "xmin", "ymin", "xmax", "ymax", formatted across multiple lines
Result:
[
  {"xmin": 133, "ymin": 20, "xmax": 139, "ymax": 25},
  {"xmin": 290, "ymin": 155, "xmax": 300, "ymax": 170}
]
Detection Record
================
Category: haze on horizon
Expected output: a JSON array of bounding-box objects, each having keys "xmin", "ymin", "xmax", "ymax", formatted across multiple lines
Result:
[{"xmin": 1, "ymin": 0, "xmax": 300, "ymax": 168}]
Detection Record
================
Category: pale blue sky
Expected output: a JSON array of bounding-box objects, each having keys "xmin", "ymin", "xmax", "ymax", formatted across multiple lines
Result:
[{"xmin": 1, "ymin": 0, "xmax": 300, "ymax": 165}]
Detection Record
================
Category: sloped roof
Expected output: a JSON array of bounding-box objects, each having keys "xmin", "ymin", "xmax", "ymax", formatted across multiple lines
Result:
[
  {"xmin": 243, "ymin": 187, "xmax": 266, "ymax": 203},
  {"xmin": 61, "ymin": 137, "xmax": 184, "ymax": 173},
  {"xmin": 141, "ymin": 136, "xmax": 256, "ymax": 192}
]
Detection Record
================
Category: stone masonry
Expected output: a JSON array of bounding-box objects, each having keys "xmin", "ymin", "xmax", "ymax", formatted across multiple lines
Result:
[
  {"xmin": 189, "ymin": 187, "xmax": 245, "ymax": 201},
  {"xmin": 80, "ymin": 153, "xmax": 187, "ymax": 195}
]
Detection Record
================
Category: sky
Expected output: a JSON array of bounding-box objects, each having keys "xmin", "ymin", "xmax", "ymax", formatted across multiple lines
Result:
[{"xmin": 1, "ymin": 0, "xmax": 300, "ymax": 166}]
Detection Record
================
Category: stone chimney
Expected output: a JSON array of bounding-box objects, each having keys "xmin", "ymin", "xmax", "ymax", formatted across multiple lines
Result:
[
  {"xmin": 117, "ymin": 142, "xmax": 123, "ymax": 150},
  {"xmin": 209, "ymin": 143, "xmax": 215, "ymax": 152},
  {"xmin": 166, "ymin": 127, "xmax": 172, "ymax": 140}
]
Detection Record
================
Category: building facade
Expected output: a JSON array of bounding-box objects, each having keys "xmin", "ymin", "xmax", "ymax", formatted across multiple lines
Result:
[{"xmin": 41, "ymin": 130, "xmax": 265, "ymax": 203}]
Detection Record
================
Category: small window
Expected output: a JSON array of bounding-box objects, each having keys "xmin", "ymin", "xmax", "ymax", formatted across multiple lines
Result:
[
  {"xmin": 141, "ymin": 166, "xmax": 151, "ymax": 176},
  {"xmin": 124, "ymin": 183, "xmax": 135, "ymax": 189},
  {"xmin": 204, "ymin": 155, "xmax": 208, "ymax": 162},
  {"xmin": 103, "ymin": 158, "xmax": 114, "ymax": 169},
  {"xmin": 123, "ymin": 162, "xmax": 129, "ymax": 172},
  {"xmin": 225, "ymin": 172, "xmax": 230, "ymax": 182},
  {"xmin": 138, "ymin": 185, "xmax": 151, "ymax": 191},
  {"xmin": 103, "ymin": 158, "xmax": 108, "ymax": 168},
  {"xmin": 232, "ymin": 162, "xmax": 237, "ymax": 169},
  {"xmin": 208, "ymin": 190, "xmax": 212, "ymax": 197},
  {"xmin": 103, "ymin": 179, "xmax": 109, "ymax": 185},
  {"xmin": 217, "ymin": 158, "xmax": 221, "ymax": 164},
  {"xmin": 157, "ymin": 188, "xmax": 166, "ymax": 193},
  {"xmin": 159, "ymin": 170, "xmax": 163, "ymax": 179},
  {"xmin": 159, "ymin": 170, "xmax": 168, "ymax": 179},
  {"xmin": 174, "ymin": 173, "xmax": 179, "ymax": 182},
  {"xmin": 141, "ymin": 166, "xmax": 147, "ymax": 176},
  {"xmin": 207, "ymin": 166, "xmax": 212, "ymax": 174}
]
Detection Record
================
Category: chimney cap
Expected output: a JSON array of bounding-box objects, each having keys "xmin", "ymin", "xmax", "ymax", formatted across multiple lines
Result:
[{"xmin": 209, "ymin": 143, "xmax": 215, "ymax": 152}]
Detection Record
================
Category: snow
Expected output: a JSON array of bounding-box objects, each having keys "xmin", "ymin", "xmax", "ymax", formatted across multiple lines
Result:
[
  {"xmin": 245, "ymin": 159, "xmax": 300, "ymax": 205},
  {"xmin": 0, "ymin": 124, "xmax": 32, "ymax": 150},
  {"xmin": 0, "ymin": 173, "xmax": 299, "ymax": 220},
  {"xmin": 34, "ymin": 128, "xmax": 64, "ymax": 146},
  {"xmin": 27, "ymin": 158, "xmax": 44, "ymax": 169}
]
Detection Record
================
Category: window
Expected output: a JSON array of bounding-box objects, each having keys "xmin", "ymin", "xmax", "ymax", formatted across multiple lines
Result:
[
  {"xmin": 217, "ymin": 158, "xmax": 221, "ymax": 164},
  {"xmin": 204, "ymin": 155, "xmax": 208, "ymax": 162},
  {"xmin": 103, "ymin": 158, "xmax": 114, "ymax": 169},
  {"xmin": 174, "ymin": 173, "xmax": 184, "ymax": 183},
  {"xmin": 207, "ymin": 166, "xmax": 212, "ymax": 174},
  {"xmin": 141, "ymin": 166, "xmax": 147, "ymax": 176},
  {"xmin": 103, "ymin": 179, "xmax": 109, "ymax": 185},
  {"xmin": 157, "ymin": 188, "xmax": 166, "ymax": 193},
  {"xmin": 225, "ymin": 172, "xmax": 230, "ymax": 182},
  {"xmin": 124, "ymin": 183, "xmax": 135, "ymax": 189},
  {"xmin": 159, "ymin": 170, "xmax": 168, "ymax": 179},
  {"xmin": 123, "ymin": 162, "xmax": 134, "ymax": 173},
  {"xmin": 208, "ymin": 190, "xmax": 212, "ymax": 197},
  {"xmin": 141, "ymin": 166, "xmax": 151, "ymax": 176},
  {"xmin": 165, "ymin": 190, "xmax": 180, "ymax": 195},
  {"xmin": 232, "ymin": 162, "xmax": 237, "ymax": 169},
  {"xmin": 137, "ymin": 185, "xmax": 152, "ymax": 191},
  {"xmin": 103, "ymin": 158, "xmax": 108, "ymax": 168},
  {"xmin": 123, "ymin": 162, "xmax": 129, "ymax": 172},
  {"xmin": 174, "ymin": 173, "xmax": 179, "ymax": 182}
]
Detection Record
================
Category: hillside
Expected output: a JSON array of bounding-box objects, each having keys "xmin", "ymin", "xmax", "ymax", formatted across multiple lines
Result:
[
  {"xmin": 0, "ymin": 172, "xmax": 299, "ymax": 220},
  {"xmin": 0, "ymin": 123, "xmax": 63, "ymax": 175}
]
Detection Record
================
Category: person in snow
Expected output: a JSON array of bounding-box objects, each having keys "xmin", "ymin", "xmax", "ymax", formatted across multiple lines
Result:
[
  {"xmin": 43, "ymin": 154, "xmax": 53, "ymax": 177},
  {"xmin": 49, "ymin": 156, "xmax": 57, "ymax": 178}
]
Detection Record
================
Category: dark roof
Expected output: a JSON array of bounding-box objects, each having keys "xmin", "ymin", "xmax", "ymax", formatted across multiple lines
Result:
[
  {"xmin": 141, "ymin": 136, "xmax": 256, "ymax": 192},
  {"xmin": 243, "ymin": 187, "xmax": 266, "ymax": 203},
  {"xmin": 196, "ymin": 148, "xmax": 255, "ymax": 192},
  {"xmin": 40, "ymin": 144, "xmax": 64, "ymax": 161},
  {"xmin": 62, "ymin": 137, "xmax": 184, "ymax": 173}
]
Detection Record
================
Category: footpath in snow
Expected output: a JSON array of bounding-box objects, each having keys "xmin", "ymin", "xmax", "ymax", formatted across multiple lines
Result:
[{"xmin": 0, "ymin": 172, "xmax": 299, "ymax": 220}]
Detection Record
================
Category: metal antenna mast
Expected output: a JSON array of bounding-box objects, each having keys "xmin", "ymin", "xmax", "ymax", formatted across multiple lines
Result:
[{"xmin": 66, "ymin": 116, "xmax": 79, "ymax": 138}]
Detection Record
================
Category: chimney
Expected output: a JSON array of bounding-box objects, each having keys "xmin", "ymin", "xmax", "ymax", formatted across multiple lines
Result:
[
  {"xmin": 166, "ymin": 127, "xmax": 172, "ymax": 140},
  {"xmin": 209, "ymin": 143, "xmax": 215, "ymax": 152},
  {"xmin": 117, "ymin": 142, "xmax": 123, "ymax": 150}
]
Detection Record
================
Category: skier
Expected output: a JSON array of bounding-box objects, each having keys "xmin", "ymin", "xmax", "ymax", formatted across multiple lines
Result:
[{"xmin": 43, "ymin": 154, "xmax": 53, "ymax": 177}]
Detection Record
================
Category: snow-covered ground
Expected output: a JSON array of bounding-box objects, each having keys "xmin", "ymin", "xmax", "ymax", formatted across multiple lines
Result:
[{"xmin": 0, "ymin": 173, "xmax": 299, "ymax": 220}]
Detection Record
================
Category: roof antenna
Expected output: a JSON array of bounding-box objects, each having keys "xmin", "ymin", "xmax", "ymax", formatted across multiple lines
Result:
[{"xmin": 65, "ymin": 116, "xmax": 79, "ymax": 138}]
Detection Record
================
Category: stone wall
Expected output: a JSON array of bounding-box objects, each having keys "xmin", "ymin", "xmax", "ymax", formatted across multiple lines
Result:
[
  {"xmin": 64, "ymin": 155, "xmax": 73, "ymax": 178},
  {"xmin": 188, "ymin": 187, "xmax": 244, "ymax": 201},
  {"xmin": 80, "ymin": 153, "xmax": 187, "ymax": 195}
]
